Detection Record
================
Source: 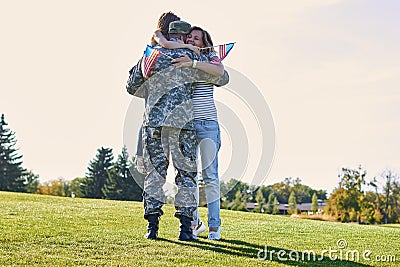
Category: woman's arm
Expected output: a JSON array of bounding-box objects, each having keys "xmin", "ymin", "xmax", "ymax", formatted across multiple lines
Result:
[
  {"xmin": 171, "ymin": 54, "xmax": 224, "ymax": 77},
  {"xmin": 153, "ymin": 30, "xmax": 200, "ymax": 55}
]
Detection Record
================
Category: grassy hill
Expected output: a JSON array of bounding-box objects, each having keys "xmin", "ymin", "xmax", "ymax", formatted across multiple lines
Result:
[{"xmin": 0, "ymin": 191, "xmax": 399, "ymax": 266}]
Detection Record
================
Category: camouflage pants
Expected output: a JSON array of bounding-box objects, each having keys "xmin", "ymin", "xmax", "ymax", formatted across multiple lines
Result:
[{"xmin": 142, "ymin": 126, "xmax": 198, "ymax": 219}]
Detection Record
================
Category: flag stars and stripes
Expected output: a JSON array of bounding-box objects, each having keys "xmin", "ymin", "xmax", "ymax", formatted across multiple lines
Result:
[{"xmin": 142, "ymin": 45, "xmax": 160, "ymax": 78}]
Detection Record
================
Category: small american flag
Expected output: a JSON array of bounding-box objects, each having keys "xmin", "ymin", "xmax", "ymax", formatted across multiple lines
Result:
[
  {"xmin": 141, "ymin": 45, "xmax": 160, "ymax": 78},
  {"xmin": 218, "ymin": 42, "xmax": 235, "ymax": 62}
]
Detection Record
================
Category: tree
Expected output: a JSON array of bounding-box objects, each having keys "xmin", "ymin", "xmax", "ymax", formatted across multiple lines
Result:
[
  {"xmin": 102, "ymin": 167, "xmax": 123, "ymax": 200},
  {"xmin": 102, "ymin": 147, "xmax": 144, "ymax": 201},
  {"xmin": 247, "ymin": 184, "xmax": 259, "ymax": 203},
  {"xmin": 253, "ymin": 188, "xmax": 265, "ymax": 213},
  {"xmin": 313, "ymin": 189, "xmax": 328, "ymax": 201},
  {"xmin": 360, "ymin": 192, "xmax": 379, "ymax": 224},
  {"xmin": 267, "ymin": 192, "xmax": 275, "ymax": 214},
  {"xmin": 49, "ymin": 178, "xmax": 69, "ymax": 196},
  {"xmin": 220, "ymin": 179, "xmax": 249, "ymax": 203},
  {"xmin": 271, "ymin": 178, "xmax": 292, "ymax": 204},
  {"xmin": 267, "ymin": 177, "xmax": 326, "ymax": 204},
  {"xmin": 0, "ymin": 114, "xmax": 26, "ymax": 192},
  {"xmin": 259, "ymin": 185, "xmax": 273, "ymax": 203},
  {"xmin": 37, "ymin": 181, "xmax": 51, "ymax": 195},
  {"xmin": 368, "ymin": 177, "xmax": 381, "ymax": 211},
  {"xmin": 219, "ymin": 177, "xmax": 327, "ymax": 212},
  {"xmin": 391, "ymin": 178, "xmax": 400, "ymax": 223},
  {"xmin": 117, "ymin": 147, "xmax": 143, "ymax": 201},
  {"xmin": 23, "ymin": 170, "xmax": 39, "ymax": 193},
  {"xmin": 292, "ymin": 177, "xmax": 310, "ymax": 203},
  {"xmin": 272, "ymin": 197, "xmax": 279, "ymax": 215},
  {"xmin": 340, "ymin": 166, "xmax": 366, "ymax": 222},
  {"xmin": 69, "ymin": 177, "xmax": 85, "ymax": 197},
  {"xmin": 381, "ymin": 169, "xmax": 400, "ymax": 223},
  {"xmin": 325, "ymin": 166, "xmax": 367, "ymax": 222},
  {"xmin": 311, "ymin": 192, "xmax": 318, "ymax": 213},
  {"xmin": 81, "ymin": 147, "xmax": 114, "ymax": 199},
  {"xmin": 230, "ymin": 189, "xmax": 247, "ymax": 211},
  {"xmin": 288, "ymin": 191, "xmax": 297, "ymax": 214},
  {"xmin": 37, "ymin": 178, "xmax": 70, "ymax": 197}
]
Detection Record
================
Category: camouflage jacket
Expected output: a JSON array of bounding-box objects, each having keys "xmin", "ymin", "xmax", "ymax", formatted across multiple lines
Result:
[{"xmin": 126, "ymin": 45, "xmax": 230, "ymax": 130}]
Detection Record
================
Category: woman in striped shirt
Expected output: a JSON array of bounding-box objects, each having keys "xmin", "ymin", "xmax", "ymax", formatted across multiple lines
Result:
[{"xmin": 171, "ymin": 27, "xmax": 223, "ymax": 240}]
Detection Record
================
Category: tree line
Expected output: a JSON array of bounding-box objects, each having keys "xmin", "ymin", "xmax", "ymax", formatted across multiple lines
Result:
[
  {"xmin": 36, "ymin": 146, "xmax": 144, "ymax": 201},
  {"xmin": 218, "ymin": 177, "xmax": 326, "ymax": 214},
  {"xmin": 1, "ymin": 114, "xmax": 399, "ymax": 224},
  {"xmin": 325, "ymin": 166, "xmax": 400, "ymax": 224},
  {"xmin": 220, "ymin": 166, "xmax": 400, "ymax": 224},
  {"xmin": 0, "ymin": 114, "xmax": 143, "ymax": 201}
]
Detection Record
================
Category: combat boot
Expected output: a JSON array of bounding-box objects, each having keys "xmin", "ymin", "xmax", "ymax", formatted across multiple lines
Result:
[
  {"xmin": 178, "ymin": 215, "xmax": 195, "ymax": 241},
  {"xmin": 144, "ymin": 214, "xmax": 159, "ymax": 240}
]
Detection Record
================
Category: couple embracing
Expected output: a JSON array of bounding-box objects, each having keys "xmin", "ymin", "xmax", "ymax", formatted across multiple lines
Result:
[{"xmin": 126, "ymin": 11, "xmax": 229, "ymax": 241}]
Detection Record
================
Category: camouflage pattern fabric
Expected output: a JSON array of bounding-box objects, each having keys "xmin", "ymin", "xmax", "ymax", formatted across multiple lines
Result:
[
  {"xmin": 142, "ymin": 126, "xmax": 198, "ymax": 219},
  {"xmin": 126, "ymin": 47, "xmax": 230, "ymax": 130},
  {"xmin": 126, "ymin": 44, "xmax": 229, "ymax": 220}
]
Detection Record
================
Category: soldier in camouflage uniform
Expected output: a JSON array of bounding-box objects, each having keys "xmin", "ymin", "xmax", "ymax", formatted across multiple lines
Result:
[{"xmin": 126, "ymin": 20, "xmax": 229, "ymax": 241}]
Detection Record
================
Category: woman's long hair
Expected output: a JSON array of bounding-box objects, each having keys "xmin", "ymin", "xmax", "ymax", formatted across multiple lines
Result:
[{"xmin": 189, "ymin": 26, "xmax": 215, "ymax": 55}]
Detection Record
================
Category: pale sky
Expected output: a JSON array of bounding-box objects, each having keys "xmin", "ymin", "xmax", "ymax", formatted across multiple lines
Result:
[{"xmin": 0, "ymin": 0, "xmax": 399, "ymax": 193}]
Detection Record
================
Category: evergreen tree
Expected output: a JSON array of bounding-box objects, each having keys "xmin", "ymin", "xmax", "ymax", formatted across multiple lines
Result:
[
  {"xmin": 311, "ymin": 192, "xmax": 318, "ymax": 213},
  {"xmin": 102, "ymin": 167, "xmax": 123, "ymax": 200},
  {"xmin": 102, "ymin": 147, "xmax": 144, "ymax": 201},
  {"xmin": 253, "ymin": 188, "xmax": 265, "ymax": 213},
  {"xmin": 258, "ymin": 185, "xmax": 273, "ymax": 204},
  {"xmin": 81, "ymin": 147, "xmax": 114, "ymax": 198},
  {"xmin": 231, "ymin": 189, "xmax": 248, "ymax": 211},
  {"xmin": 288, "ymin": 190, "xmax": 297, "ymax": 214},
  {"xmin": 272, "ymin": 197, "xmax": 279, "ymax": 215},
  {"xmin": 24, "ymin": 170, "xmax": 39, "ymax": 193},
  {"xmin": 127, "ymin": 156, "xmax": 145, "ymax": 201},
  {"xmin": 0, "ymin": 114, "xmax": 26, "ymax": 192},
  {"xmin": 118, "ymin": 147, "xmax": 143, "ymax": 201},
  {"xmin": 267, "ymin": 192, "xmax": 275, "ymax": 214}
]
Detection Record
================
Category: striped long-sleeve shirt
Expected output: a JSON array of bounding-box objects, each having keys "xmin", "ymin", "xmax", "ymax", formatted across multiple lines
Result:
[{"xmin": 193, "ymin": 52, "xmax": 219, "ymax": 121}]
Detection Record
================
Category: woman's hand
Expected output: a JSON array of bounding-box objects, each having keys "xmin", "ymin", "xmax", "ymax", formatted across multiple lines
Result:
[
  {"xmin": 185, "ymin": 44, "xmax": 201, "ymax": 56},
  {"xmin": 210, "ymin": 60, "xmax": 222, "ymax": 65},
  {"xmin": 171, "ymin": 54, "xmax": 193, "ymax": 68}
]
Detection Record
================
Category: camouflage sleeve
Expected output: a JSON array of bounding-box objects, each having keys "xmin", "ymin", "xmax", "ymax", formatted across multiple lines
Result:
[
  {"xmin": 171, "ymin": 47, "xmax": 198, "ymax": 60},
  {"xmin": 186, "ymin": 49, "xmax": 198, "ymax": 61},
  {"xmin": 200, "ymin": 69, "xmax": 229, "ymax": 87},
  {"xmin": 184, "ymin": 68, "xmax": 230, "ymax": 87},
  {"xmin": 126, "ymin": 57, "xmax": 146, "ymax": 98}
]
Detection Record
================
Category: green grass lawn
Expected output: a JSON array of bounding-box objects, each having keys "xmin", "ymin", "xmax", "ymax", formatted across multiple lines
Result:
[{"xmin": 0, "ymin": 192, "xmax": 399, "ymax": 266}]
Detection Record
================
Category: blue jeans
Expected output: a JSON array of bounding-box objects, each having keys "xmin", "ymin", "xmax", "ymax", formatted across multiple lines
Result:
[{"xmin": 193, "ymin": 120, "xmax": 221, "ymax": 228}]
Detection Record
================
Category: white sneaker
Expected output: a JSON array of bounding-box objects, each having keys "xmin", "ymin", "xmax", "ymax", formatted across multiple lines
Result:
[
  {"xmin": 208, "ymin": 226, "xmax": 221, "ymax": 240},
  {"xmin": 192, "ymin": 221, "xmax": 206, "ymax": 239}
]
